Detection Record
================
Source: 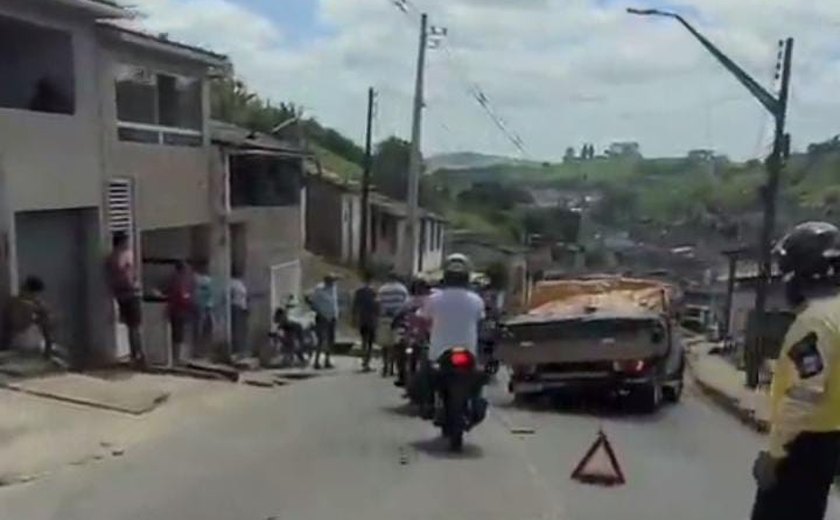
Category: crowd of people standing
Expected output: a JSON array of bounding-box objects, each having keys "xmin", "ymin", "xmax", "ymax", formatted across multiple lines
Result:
[{"xmin": 104, "ymin": 231, "xmax": 251, "ymax": 368}]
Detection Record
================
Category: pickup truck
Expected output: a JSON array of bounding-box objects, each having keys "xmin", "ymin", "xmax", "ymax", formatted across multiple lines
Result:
[{"xmin": 498, "ymin": 276, "xmax": 685, "ymax": 412}]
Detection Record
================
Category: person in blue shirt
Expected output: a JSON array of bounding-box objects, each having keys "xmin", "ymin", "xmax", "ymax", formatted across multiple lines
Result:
[
  {"xmin": 306, "ymin": 274, "xmax": 339, "ymax": 369},
  {"xmin": 192, "ymin": 261, "xmax": 214, "ymax": 359}
]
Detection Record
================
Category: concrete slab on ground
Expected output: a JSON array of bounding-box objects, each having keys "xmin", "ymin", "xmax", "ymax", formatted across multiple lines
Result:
[
  {"xmin": 0, "ymin": 372, "xmax": 260, "ymax": 486},
  {"xmin": 1, "ymin": 373, "xmax": 169, "ymax": 415},
  {"xmin": 687, "ymin": 340, "xmax": 770, "ymax": 432},
  {"xmin": 0, "ymin": 355, "xmax": 63, "ymax": 378}
]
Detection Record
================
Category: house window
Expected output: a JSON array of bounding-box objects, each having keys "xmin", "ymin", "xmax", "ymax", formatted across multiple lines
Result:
[
  {"xmin": 115, "ymin": 65, "xmax": 202, "ymax": 146},
  {"xmin": 0, "ymin": 15, "xmax": 75, "ymax": 115}
]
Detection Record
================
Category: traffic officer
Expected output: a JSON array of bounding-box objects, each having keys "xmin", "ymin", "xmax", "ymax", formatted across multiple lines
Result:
[{"xmin": 751, "ymin": 221, "xmax": 840, "ymax": 520}]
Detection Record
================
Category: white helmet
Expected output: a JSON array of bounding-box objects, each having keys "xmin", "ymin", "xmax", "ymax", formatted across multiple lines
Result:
[{"xmin": 444, "ymin": 253, "xmax": 471, "ymax": 275}]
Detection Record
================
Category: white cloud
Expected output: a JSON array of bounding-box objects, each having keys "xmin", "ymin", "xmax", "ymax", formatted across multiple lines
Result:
[{"xmin": 129, "ymin": 0, "xmax": 840, "ymax": 160}]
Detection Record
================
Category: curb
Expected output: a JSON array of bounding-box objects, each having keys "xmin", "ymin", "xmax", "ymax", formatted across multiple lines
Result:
[{"xmin": 687, "ymin": 357, "xmax": 769, "ymax": 434}]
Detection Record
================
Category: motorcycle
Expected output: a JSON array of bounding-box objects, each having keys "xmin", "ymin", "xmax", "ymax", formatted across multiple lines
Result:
[
  {"xmin": 282, "ymin": 303, "xmax": 318, "ymax": 366},
  {"xmin": 433, "ymin": 347, "xmax": 488, "ymax": 452},
  {"xmin": 402, "ymin": 340, "xmax": 429, "ymax": 405}
]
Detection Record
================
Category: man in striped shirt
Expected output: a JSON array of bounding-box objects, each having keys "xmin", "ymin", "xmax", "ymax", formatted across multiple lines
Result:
[{"xmin": 377, "ymin": 272, "xmax": 408, "ymax": 376}]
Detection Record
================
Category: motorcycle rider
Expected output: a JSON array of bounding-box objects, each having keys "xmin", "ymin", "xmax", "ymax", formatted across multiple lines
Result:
[
  {"xmin": 416, "ymin": 254, "xmax": 486, "ymax": 419},
  {"xmin": 394, "ymin": 278, "xmax": 433, "ymax": 387},
  {"xmin": 751, "ymin": 222, "xmax": 840, "ymax": 520}
]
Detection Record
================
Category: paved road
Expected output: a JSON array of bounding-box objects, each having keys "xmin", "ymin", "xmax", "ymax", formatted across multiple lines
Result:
[{"xmin": 2, "ymin": 368, "xmax": 838, "ymax": 520}]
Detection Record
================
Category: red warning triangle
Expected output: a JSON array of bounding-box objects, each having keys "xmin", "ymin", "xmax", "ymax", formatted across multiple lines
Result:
[{"xmin": 570, "ymin": 430, "xmax": 626, "ymax": 486}]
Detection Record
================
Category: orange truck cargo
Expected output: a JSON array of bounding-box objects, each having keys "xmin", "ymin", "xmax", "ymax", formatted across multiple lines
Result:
[{"xmin": 498, "ymin": 276, "xmax": 685, "ymax": 412}]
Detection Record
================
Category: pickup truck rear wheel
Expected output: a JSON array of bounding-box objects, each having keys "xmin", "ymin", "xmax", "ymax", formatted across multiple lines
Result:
[
  {"xmin": 632, "ymin": 383, "xmax": 662, "ymax": 413},
  {"xmin": 663, "ymin": 360, "xmax": 685, "ymax": 403},
  {"xmin": 663, "ymin": 380, "xmax": 683, "ymax": 403}
]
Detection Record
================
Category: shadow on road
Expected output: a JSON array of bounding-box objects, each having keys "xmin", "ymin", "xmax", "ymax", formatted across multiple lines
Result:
[
  {"xmin": 409, "ymin": 437, "xmax": 484, "ymax": 460},
  {"xmin": 493, "ymin": 392, "xmax": 673, "ymax": 424},
  {"xmin": 381, "ymin": 403, "xmax": 417, "ymax": 418}
]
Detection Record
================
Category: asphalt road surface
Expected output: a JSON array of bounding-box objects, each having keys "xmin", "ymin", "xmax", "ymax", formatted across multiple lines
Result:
[{"xmin": 2, "ymin": 368, "xmax": 839, "ymax": 520}]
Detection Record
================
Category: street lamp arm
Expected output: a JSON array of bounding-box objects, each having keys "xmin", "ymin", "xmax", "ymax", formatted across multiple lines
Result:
[
  {"xmin": 627, "ymin": 6, "xmax": 780, "ymax": 116},
  {"xmin": 670, "ymin": 14, "xmax": 781, "ymax": 116}
]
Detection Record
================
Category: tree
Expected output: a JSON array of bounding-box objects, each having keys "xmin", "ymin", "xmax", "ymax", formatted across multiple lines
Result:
[
  {"xmin": 210, "ymin": 77, "xmax": 364, "ymax": 170},
  {"xmin": 210, "ymin": 77, "xmax": 299, "ymax": 132},
  {"xmin": 580, "ymin": 143, "xmax": 589, "ymax": 161},
  {"xmin": 592, "ymin": 184, "xmax": 638, "ymax": 225},
  {"xmin": 457, "ymin": 182, "xmax": 532, "ymax": 211},
  {"xmin": 372, "ymin": 136, "xmax": 412, "ymax": 200},
  {"xmin": 564, "ymin": 147, "xmax": 576, "ymax": 163}
]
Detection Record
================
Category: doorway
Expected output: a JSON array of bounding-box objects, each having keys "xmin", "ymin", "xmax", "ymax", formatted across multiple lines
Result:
[{"xmin": 15, "ymin": 208, "xmax": 98, "ymax": 363}]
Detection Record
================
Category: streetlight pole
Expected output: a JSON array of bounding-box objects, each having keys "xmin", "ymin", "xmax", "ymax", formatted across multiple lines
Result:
[{"xmin": 628, "ymin": 8, "xmax": 794, "ymax": 388}]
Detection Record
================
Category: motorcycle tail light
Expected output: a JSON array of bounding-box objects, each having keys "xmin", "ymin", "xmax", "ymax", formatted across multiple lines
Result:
[{"xmin": 451, "ymin": 349, "xmax": 474, "ymax": 368}]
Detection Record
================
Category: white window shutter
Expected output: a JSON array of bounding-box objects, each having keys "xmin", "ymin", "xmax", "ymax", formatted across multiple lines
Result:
[{"xmin": 107, "ymin": 178, "xmax": 135, "ymax": 234}]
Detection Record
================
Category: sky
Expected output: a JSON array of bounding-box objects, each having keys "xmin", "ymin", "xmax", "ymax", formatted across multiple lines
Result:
[{"xmin": 129, "ymin": 0, "xmax": 840, "ymax": 161}]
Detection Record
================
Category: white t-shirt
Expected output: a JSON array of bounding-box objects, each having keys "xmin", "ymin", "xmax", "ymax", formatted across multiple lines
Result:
[
  {"xmin": 421, "ymin": 288, "xmax": 486, "ymax": 360},
  {"xmin": 230, "ymin": 278, "xmax": 248, "ymax": 310}
]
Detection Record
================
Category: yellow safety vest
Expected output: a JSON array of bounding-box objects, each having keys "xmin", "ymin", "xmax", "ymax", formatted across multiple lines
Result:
[{"xmin": 769, "ymin": 293, "xmax": 840, "ymax": 458}]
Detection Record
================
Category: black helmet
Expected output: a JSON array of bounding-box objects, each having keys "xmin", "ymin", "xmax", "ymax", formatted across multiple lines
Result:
[
  {"xmin": 775, "ymin": 221, "xmax": 840, "ymax": 278},
  {"xmin": 410, "ymin": 277, "xmax": 431, "ymax": 296}
]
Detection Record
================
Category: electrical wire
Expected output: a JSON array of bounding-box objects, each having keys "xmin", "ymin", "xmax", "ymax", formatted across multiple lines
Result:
[
  {"xmin": 386, "ymin": 0, "xmax": 530, "ymax": 158},
  {"xmin": 750, "ymin": 40, "xmax": 786, "ymax": 159}
]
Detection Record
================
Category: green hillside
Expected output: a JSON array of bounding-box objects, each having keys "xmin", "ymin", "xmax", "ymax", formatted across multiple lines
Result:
[
  {"xmin": 429, "ymin": 145, "xmax": 840, "ymax": 245},
  {"xmin": 449, "ymin": 153, "xmax": 839, "ymax": 216},
  {"xmin": 210, "ymin": 74, "xmax": 840, "ymax": 244}
]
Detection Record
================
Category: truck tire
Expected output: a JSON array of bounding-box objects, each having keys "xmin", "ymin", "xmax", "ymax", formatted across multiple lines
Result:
[
  {"xmin": 663, "ymin": 361, "xmax": 685, "ymax": 403},
  {"xmin": 633, "ymin": 383, "xmax": 661, "ymax": 413},
  {"xmin": 449, "ymin": 428, "xmax": 464, "ymax": 452},
  {"xmin": 663, "ymin": 382, "xmax": 682, "ymax": 403}
]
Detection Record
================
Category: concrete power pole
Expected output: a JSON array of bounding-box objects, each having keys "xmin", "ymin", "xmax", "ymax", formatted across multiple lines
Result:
[
  {"xmin": 748, "ymin": 38, "xmax": 793, "ymax": 388},
  {"xmin": 402, "ymin": 13, "xmax": 428, "ymax": 276},
  {"xmin": 359, "ymin": 87, "xmax": 375, "ymax": 273}
]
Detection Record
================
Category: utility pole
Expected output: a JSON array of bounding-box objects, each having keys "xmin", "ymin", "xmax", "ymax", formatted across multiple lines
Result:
[
  {"xmin": 359, "ymin": 87, "xmax": 375, "ymax": 273},
  {"xmin": 628, "ymin": 8, "xmax": 794, "ymax": 389},
  {"xmin": 750, "ymin": 38, "xmax": 793, "ymax": 387},
  {"xmin": 403, "ymin": 12, "xmax": 428, "ymax": 277}
]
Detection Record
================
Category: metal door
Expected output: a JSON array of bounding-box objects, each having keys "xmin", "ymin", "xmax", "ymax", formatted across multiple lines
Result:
[{"xmin": 15, "ymin": 208, "xmax": 92, "ymax": 356}]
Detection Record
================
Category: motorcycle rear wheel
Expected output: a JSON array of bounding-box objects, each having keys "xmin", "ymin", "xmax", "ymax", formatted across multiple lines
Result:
[{"xmin": 448, "ymin": 429, "xmax": 464, "ymax": 452}]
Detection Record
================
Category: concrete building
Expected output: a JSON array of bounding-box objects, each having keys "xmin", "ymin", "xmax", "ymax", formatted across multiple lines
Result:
[
  {"xmin": 368, "ymin": 193, "xmax": 446, "ymax": 275},
  {"xmin": 211, "ymin": 121, "xmax": 308, "ymax": 349},
  {"xmin": 98, "ymin": 23, "xmax": 229, "ymax": 365},
  {"xmin": 607, "ymin": 141, "xmax": 641, "ymax": 158},
  {"xmin": 305, "ymin": 173, "xmax": 362, "ymax": 267},
  {"xmin": 0, "ymin": 0, "xmax": 230, "ymax": 366},
  {"xmin": 0, "ymin": 0, "xmax": 128, "ymax": 366},
  {"xmin": 306, "ymin": 173, "xmax": 446, "ymax": 276},
  {"xmin": 719, "ymin": 248, "xmax": 791, "ymax": 361}
]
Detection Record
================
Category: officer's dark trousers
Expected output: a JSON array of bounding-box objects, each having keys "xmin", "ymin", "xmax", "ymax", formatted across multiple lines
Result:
[{"xmin": 751, "ymin": 431, "xmax": 840, "ymax": 520}]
